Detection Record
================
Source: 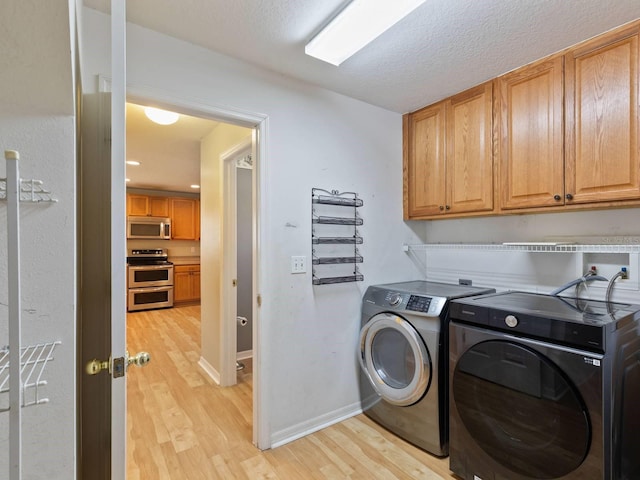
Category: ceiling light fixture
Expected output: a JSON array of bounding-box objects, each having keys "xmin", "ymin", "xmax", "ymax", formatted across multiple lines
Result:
[
  {"xmin": 190, "ymin": 184, "xmax": 200, "ymax": 189},
  {"xmin": 305, "ymin": 0, "xmax": 426, "ymax": 66},
  {"xmin": 126, "ymin": 160, "xmax": 141, "ymax": 166},
  {"xmin": 144, "ymin": 107, "xmax": 179, "ymax": 125}
]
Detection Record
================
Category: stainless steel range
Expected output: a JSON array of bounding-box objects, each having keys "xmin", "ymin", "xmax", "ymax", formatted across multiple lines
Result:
[{"xmin": 127, "ymin": 248, "xmax": 174, "ymax": 311}]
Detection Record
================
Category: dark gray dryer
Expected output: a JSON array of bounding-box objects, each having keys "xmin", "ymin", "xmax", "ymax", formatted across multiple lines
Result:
[
  {"xmin": 358, "ymin": 280, "xmax": 495, "ymax": 457},
  {"xmin": 449, "ymin": 291, "xmax": 640, "ymax": 480}
]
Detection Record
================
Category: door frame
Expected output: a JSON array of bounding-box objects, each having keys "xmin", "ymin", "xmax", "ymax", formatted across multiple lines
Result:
[
  {"xmin": 221, "ymin": 137, "xmax": 253, "ymax": 386},
  {"xmin": 125, "ymin": 85, "xmax": 269, "ymax": 448}
]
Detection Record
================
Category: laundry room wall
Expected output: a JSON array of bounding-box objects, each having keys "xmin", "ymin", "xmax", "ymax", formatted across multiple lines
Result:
[
  {"xmin": 79, "ymin": 7, "xmax": 426, "ymax": 447},
  {"xmin": 0, "ymin": 0, "xmax": 77, "ymax": 478},
  {"xmin": 415, "ymin": 209, "xmax": 640, "ymax": 304}
]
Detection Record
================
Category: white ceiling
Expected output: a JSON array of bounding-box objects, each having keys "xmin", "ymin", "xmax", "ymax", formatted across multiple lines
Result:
[
  {"xmin": 125, "ymin": 103, "xmax": 218, "ymax": 192},
  {"xmin": 91, "ymin": 0, "xmax": 640, "ymax": 192},
  {"xmin": 86, "ymin": 0, "xmax": 640, "ymax": 113}
]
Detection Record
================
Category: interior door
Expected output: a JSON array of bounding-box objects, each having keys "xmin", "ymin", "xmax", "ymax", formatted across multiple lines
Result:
[{"xmin": 78, "ymin": 2, "xmax": 127, "ymax": 479}]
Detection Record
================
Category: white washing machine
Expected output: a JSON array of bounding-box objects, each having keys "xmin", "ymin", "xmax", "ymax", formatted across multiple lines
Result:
[{"xmin": 358, "ymin": 280, "xmax": 495, "ymax": 456}]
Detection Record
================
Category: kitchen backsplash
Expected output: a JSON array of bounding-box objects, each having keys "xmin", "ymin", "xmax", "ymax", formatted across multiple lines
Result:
[{"xmin": 127, "ymin": 239, "xmax": 200, "ymax": 257}]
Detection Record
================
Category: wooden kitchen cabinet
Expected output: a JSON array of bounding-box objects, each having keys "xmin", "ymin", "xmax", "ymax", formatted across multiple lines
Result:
[
  {"xmin": 127, "ymin": 194, "xmax": 169, "ymax": 217},
  {"xmin": 565, "ymin": 23, "xmax": 640, "ymax": 205},
  {"xmin": 170, "ymin": 197, "xmax": 199, "ymax": 240},
  {"xmin": 404, "ymin": 82, "xmax": 494, "ymax": 219},
  {"xmin": 174, "ymin": 264, "xmax": 201, "ymax": 304},
  {"xmin": 498, "ymin": 55, "xmax": 565, "ymax": 210}
]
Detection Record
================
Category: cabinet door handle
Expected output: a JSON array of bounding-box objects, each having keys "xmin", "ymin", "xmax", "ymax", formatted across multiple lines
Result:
[
  {"xmin": 445, "ymin": 205, "xmax": 451, "ymax": 210},
  {"xmin": 553, "ymin": 194, "xmax": 561, "ymax": 201},
  {"xmin": 439, "ymin": 205, "xmax": 444, "ymax": 211},
  {"xmin": 566, "ymin": 193, "xmax": 574, "ymax": 201}
]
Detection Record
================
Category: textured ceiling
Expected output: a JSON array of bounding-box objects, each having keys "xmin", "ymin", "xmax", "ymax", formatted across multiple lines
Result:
[{"xmin": 85, "ymin": 0, "xmax": 640, "ymax": 113}]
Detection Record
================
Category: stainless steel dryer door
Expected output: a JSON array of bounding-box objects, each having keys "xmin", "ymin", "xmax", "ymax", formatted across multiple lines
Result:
[{"xmin": 359, "ymin": 313, "xmax": 432, "ymax": 406}]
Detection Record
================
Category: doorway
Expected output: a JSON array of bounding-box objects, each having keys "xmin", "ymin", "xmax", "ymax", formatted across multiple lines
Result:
[{"xmin": 124, "ymin": 99, "xmax": 257, "ymax": 474}]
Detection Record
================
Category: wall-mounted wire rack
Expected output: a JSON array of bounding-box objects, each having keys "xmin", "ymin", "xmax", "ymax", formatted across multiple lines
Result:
[
  {"xmin": 2, "ymin": 150, "xmax": 61, "ymax": 480},
  {"xmin": 403, "ymin": 243, "xmax": 640, "ymax": 254},
  {"xmin": 312, "ymin": 188, "xmax": 364, "ymax": 285}
]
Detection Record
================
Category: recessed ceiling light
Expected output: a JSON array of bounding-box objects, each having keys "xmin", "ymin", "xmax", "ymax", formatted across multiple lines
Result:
[
  {"xmin": 190, "ymin": 184, "xmax": 200, "ymax": 189},
  {"xmin": 144, "ymin": 107, "xmax": 179, "ymax": 125},
  {"xmin": 126, "ymin": 160, "xmax": 141, "ymax": 166},
  {"xmin": 305, "ymin": 0, "xmax": 426, "ymax": 66},
  {"xmin": 125, "ymin": 178, "xmax": 131, "ymax": 182}
]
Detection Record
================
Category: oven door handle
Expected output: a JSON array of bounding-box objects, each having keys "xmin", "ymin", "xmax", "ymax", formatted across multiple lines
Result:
[
  {"xmin": 128, "ymin": 264, "xmax": 173, "ymax": 271},
  {"xmin": 129, "ymin": 286, "xmax": 173, "ymax": 293}
]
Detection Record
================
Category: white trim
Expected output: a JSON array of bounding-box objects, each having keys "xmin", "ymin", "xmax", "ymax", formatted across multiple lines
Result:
[
  {"xmin": 110, "ymin": 2, "xmax": 127, "ymax": 479},
  {"xmin": 198, "ymin": 357, "xmax": 221, "ymax": 385},
  {"xmin": 236, "ymin": 350, "xmax": 253, "ymax": 361},
  {"xmin": 115, "ymin": 82, "xmax": 270, "ymax": 450},
  {"xmin": 221, "ymin": 138, "xmax": 252, "ymax": 387},
  {"xmin": 270, "ymin": 402, "xmax": 362, "ymax": 449}
]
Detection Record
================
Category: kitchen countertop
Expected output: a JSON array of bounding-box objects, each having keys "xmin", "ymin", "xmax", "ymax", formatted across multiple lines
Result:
[{"xmin": 170, "ymin": 256, "xmax": 200, "ymax": 266}]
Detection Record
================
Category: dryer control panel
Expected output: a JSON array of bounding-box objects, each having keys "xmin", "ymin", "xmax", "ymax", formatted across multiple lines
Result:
[{"xmin": 383, "ymin": 291, "xmax": 446, "ymax": 316}]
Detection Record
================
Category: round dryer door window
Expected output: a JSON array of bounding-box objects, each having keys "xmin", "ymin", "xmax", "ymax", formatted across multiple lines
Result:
[
  {"xmin": 452, "ymin": 340, "xmax": 590, "ymax": 479},
  {"xmin": 359, "ymin": 313, "xmax": 432, "ymax": 406}
]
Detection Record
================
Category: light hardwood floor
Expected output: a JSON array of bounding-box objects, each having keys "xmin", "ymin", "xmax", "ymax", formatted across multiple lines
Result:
[{"xmin": 126, "ymin": 306, "xmax": 458, "ymax": 479}]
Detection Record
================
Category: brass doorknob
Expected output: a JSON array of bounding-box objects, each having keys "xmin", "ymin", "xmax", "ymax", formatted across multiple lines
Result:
[
  {"xmin": 85, "ymin": 358, "xmax": 110, "ymax": 375},
  {"xmin": 127, "ymin": 351, "xmax": 151, "ymax": 368}
]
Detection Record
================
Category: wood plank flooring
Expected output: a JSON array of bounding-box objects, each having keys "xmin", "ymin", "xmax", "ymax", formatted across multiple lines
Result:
[{"xmin": 126, "ymin": 306, "xmax": 458, "ymax": 479}]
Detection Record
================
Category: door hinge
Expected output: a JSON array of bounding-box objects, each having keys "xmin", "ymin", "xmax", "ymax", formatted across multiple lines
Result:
[{"xmin": 257, "ymin": 294, "xmax": 262, "ymax": 307}]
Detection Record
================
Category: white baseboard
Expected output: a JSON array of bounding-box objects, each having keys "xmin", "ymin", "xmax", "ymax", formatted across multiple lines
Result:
[
  {"xmin": 270, "ymin": 401, "xmax": 363, "ymax": 449},
  {"xmin": 198, "ymin": 356, "xmax": 220, "ymax": 385},
  {"xmin": 236, "ymin": 349, "xmax": 253, "ymax": 361}
]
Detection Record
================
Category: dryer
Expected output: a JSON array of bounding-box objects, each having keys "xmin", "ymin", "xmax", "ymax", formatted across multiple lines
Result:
[
  {"xmin": 358, "ymin": 280, "xmax": 495, "ymax": 457},
  {"xmin": 449, "ymin": 291, "xmax": 640, "ymax": 480}
]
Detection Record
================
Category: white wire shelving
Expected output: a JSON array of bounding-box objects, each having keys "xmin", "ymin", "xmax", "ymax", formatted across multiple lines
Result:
[
  {"xmin": 0, "ymin": 342, "xmax": 61, "ymax": 412},
  {"xmin": 403, "ymin": 243, "xmax": 640, "ymax": 254},
  {"xmin": 2, "ymin": 150, "xmax": 61, "ymax": 480}
]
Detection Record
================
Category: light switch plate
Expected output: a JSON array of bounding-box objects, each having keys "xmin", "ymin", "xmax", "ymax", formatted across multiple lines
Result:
[{"xmin": 291, "ymin": 256, "xmax": 306, "ymax": 274}]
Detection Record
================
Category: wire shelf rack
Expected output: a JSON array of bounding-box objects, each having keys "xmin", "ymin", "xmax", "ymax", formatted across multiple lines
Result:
[
  {"xmin": 403, "ymin": 243, "xmax": 640, "ymax": 254},
  {"xmin": 0, "ymin": 178, "xmax": 58, "ymax": 203},
  {"xmin": 0, "ymin": 342, "xmax": 61, "ymax": 412}
]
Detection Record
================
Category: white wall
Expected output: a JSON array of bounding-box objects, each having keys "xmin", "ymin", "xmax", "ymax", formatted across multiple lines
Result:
[
  {"xmin": 0, "ymin": 1, "xmax": 76, "ymax": 478},
  {"xmin": 414, "ymin": 209, "xmax": 640, "ymax": 304},
  {"xmin": 80, "ymin": 7, "xmax": 426, "ymax": 446}
]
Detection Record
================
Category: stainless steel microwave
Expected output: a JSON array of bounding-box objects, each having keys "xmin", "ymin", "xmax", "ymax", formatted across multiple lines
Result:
[{"xmin": 127, "ymin": 216, "xmax": 171, "ymax": 239}]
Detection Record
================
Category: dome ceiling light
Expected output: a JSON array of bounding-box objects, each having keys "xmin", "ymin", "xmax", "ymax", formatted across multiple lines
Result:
[{"xmin": 144, "ymin": 107, "xmax": 180, "ymax": 125}]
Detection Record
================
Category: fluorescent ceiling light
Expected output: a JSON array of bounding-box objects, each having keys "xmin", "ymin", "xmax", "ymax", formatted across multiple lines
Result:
[
  {"xmin": 126, "ymin": 160, "xmax": 141, "ymax": 166},
  {"xmin": 305, "ymin": 0, "xmax": 426, "ymax": 66},
  {"xmin": 190, "ymin": 184, "xmax": 200, "ymax": 189},
  {"xmin": 144, "ymin": 107, "xmax": 179, "ymax": 125}
]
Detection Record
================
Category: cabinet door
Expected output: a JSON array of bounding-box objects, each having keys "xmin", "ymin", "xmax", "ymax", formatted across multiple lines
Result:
[
  {"xmin": 171, "ymin": 198, "xmax": 198, "ymax": 240},
  {"xmin": 173, "ymin": 268, "xmax": 192, "ymax": 302},
  {"xmin": 148, "ymin": 196, "xmax": 169, "ymax": 217},
  {"xmin": 446, "ymin": 83, "xmax": 494, "ymax": 214},
  {"xmin": 127, "ymin": 194, "xmax": 149, "ymax": 216},
  {"xmin": 565, "ymin": 24, "xmax": 640, "ymax": 204},
  {"xmin": 192, "ymin": 270, "xmax": 201, "ymax": 301},
  {"xmin": 403, "ymin": 102, "xmax": 447, "ymax": 218},
  {"xmin": 498, "ymin": 56, "xmax": 564, "ymax": 209}
]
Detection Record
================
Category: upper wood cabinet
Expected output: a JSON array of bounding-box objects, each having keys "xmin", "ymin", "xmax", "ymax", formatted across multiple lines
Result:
[
  {"xmin": 170, "ymin": 197, "xmax": 199, "ymax": 240},
  {"xmin": 127, "ymin": 194, "xmax": 169, "ymax": 217},
  {"xmin": 565, "ymin": 24, "xmax": 640, "ymax": 205},
  {"xmin": 498, "ymin": 56, "xmax": 565, "ymax": 210},
  {"xmin": 404, "ymin": 82, "xmax": 494, "ymax": 219}
]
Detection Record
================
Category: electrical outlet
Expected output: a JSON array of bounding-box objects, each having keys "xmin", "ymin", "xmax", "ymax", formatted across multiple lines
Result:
[{"xmin": 291, "ymin": 256, "xmax": 306, "ymax": 274}]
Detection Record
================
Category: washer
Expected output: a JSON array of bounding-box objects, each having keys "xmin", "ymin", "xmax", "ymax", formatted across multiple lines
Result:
[
  {"xmin": 358, "ymin": 280, "xmax": 495, "ymax": 456},
  {"xmin": 448, "ymin": 291, "xmax": 640, "ymax": 480}
]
